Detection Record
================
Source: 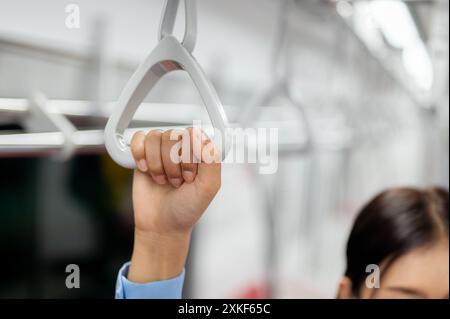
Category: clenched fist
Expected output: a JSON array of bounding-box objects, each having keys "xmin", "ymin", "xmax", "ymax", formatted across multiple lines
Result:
[{"xmin": 128, "ymin": 128, "xmax": 221, "ymax": 283}]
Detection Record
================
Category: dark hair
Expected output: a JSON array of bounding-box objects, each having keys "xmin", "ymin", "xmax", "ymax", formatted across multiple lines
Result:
[{"xmin": 345, "ymin": 187, "xmax": 449, "ymax": 296}]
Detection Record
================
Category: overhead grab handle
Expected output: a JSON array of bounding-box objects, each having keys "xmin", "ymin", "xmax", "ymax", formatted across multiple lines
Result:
[
  {"xmin": 22, "ymin": 92, "xmax": 77, "ymax": 160},
  {"xmin": 159, "ymin": 0, "xmax": 197, "ymax": 53},
  {"xmin": 104, "ymin": 0, "xmax": 230, "ymax": 169}
]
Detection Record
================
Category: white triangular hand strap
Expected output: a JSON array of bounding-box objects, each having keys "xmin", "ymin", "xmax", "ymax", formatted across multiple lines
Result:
[{"xmin": 104, "ymin": 35, "xmax": 230, "ymax": 169}]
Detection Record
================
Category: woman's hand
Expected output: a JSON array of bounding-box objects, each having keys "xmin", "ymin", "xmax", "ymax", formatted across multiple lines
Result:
[{"xmin": 128, "ymin": 128, "xmax": 221, "ymax": 283}]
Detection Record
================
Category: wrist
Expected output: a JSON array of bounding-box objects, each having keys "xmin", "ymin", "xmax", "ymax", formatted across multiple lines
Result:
[{"xmin": 128, "ymin": 228, "xmax": 192, "ymax": 283}]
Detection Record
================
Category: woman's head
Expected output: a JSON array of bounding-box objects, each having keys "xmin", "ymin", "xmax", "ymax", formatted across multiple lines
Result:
[{"xmin": 338, "ymin": 187, "xmax": 449, "ymax": 299}]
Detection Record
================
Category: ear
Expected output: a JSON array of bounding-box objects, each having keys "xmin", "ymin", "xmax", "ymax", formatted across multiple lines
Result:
[{"xmin": 337, "ymin": 276, "xmax": 353, "ymax": 299}]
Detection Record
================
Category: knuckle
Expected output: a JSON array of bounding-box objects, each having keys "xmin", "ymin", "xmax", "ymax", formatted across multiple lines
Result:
[
  {"xmin": 130, "ymin": 132, "xmax": 143, "ymax": 153},
  {"xmin": 131, "ymin": 131, "xmax": 142, "ymax": 143},
  {"xmin": 161, "ymin": 129, "xmax": 172, "ymax": 141},
  {"xmin": 148, "ymin": 157, "xmax": 163, "ymax": 172},
  {"xmin": 163, "ymin": 159, "xmax": 179, "ymax": 176},
  {"xmin": 146, "ymin": 130, "xmax": 162, "ymax": 141}
]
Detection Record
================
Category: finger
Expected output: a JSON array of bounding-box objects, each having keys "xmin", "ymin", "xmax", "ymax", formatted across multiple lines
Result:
[
  {"xmin": 180, "ymin": 128, "xmax": 198, "ymax": 184},
  {"xmin": 130, "ymin": 131, "xmax": 147, "ymax": 173},
  {"xmin": 161, "ymin": 129, "xmax": 184, "ymax": 188},
  {"xmin": 195, "ymin": 133, "xmax": 221, "ymax": 195},
  {"xmin": 144, "ymin": 130, "xmax": 167, "ymax": 185}
]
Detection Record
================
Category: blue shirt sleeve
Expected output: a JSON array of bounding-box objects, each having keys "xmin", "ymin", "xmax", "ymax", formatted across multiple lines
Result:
[{"xmin": 115, "ymin": 262, "xmax": 185, "ymax": 299}]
